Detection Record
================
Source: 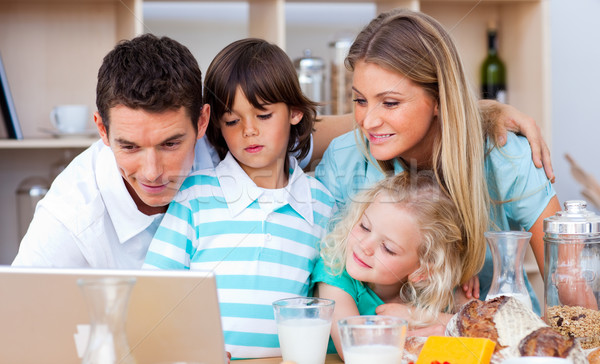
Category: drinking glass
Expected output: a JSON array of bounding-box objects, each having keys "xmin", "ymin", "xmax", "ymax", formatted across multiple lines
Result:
[
  {"xmin": 338, "ymin": 315, "xmax": 407, "ymax": 364},
  {"xmin": 272, "ymin": 297, "xmax": 335, "ymax": 364}
]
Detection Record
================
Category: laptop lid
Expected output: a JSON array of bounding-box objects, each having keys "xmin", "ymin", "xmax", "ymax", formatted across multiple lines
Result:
[{"xmin": 0, "ymin": 266, "xmax": 226, "ymax": 364}]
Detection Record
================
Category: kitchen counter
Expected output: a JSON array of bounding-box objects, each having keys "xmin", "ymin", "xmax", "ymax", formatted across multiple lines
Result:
[{"xmin": 238, "ymin": 354, "xmax": 343, "ymax": 363}]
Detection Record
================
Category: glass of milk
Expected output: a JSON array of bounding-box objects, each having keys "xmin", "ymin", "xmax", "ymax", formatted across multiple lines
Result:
[
  {"xmin": 338, "ymin": 315, "xmax": 407, "ymax": 364},
  {"xmin": 272, "ymin": 297, "xmax": 335, "ymax": 364}
]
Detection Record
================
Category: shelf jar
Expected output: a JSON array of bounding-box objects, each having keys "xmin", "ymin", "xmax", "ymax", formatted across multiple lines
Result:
[{"xmin": 543, "ymin": 200, "xmax": 600, "ymax": 350}]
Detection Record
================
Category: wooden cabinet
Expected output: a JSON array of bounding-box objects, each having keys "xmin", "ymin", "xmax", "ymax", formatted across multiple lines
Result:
[{"xmin": 0, "ymin": 0, "xmax": 550, "ymax": 284}]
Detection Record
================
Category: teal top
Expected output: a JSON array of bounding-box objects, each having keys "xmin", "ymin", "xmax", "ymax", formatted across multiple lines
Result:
[
  {"xmin": 312, "ymin": 258, "xmax": 383, "ymax": 315},
  {"xmin": 314, "ymin": 131, "xmax": 556, "ymax": 315}
]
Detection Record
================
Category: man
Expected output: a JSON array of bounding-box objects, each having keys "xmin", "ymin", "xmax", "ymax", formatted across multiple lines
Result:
[
  {"xmin": 13, "ymin": 34, "xmax": 213, "ymax": 268},
  {"xmin": 12, "ymin": 34, "xmax": 552, "ymax": 269}
]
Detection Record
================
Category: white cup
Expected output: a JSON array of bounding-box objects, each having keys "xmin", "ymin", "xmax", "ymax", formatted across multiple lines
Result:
[
  {"xmin": 338, "ymin": 315, "xmax": 407, "ymax": 364},
  {"xmin": 272, "ymin": 297, "xmax": 335, "ymax": 364},
  {"xmin": 50, "ymin": 104, "xmax": 89, "ymax": 134}
]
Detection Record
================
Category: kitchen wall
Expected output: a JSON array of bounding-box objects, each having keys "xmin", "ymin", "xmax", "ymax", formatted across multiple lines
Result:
[
  {"xmin": 143, "ymin": 2, "xmax": 376, "ymax": 79},
  {"xmin": 144, "ymin": 1, "xmax": 600, "ymax": 214},
  {"xmin": 549, "ymin": 0, "xmax": 600, "ymax": 213}
]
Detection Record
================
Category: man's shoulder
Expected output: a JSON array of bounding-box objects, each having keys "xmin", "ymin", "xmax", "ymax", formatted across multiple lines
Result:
[{"xmin": 38, "ymin": 141, "xmax": 112, "ymax": 227}]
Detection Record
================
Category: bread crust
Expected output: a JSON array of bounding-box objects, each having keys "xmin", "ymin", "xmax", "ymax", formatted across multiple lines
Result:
[{"xmin": 518, "ymin": 327, "xmax": 575, "ymax": 357}]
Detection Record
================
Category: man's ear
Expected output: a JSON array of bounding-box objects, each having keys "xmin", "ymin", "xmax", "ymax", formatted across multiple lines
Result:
[
  {"xmin": 290, "ymin": 108, "xmax": 303, "ymax": 126},
  {"xmin": 94, "ymin": 111, "xmax": 110, "ymax": 146},
  {"xmin": 197, "ymin": 104, "xmax": 210, "ymax": 139}
]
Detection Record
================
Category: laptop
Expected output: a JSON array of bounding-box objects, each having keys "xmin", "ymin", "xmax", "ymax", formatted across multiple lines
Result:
[{"xmin": 0, "ymin": 266, "xmax": 227, "ymax": 364}]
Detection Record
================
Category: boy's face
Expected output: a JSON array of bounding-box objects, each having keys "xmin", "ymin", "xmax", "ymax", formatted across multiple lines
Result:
[
  {"xmin": 219, "ymin": 87, "xmax": 302, "ymax": 188},
  {"xmin": 94, "ymin": 105, "xmax": 209, "ymax": 215}
]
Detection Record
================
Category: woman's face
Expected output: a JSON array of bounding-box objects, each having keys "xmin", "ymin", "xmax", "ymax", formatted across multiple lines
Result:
[{"xmin": 352, "ymin": 61, "xmax": 439, "ymax": 165}]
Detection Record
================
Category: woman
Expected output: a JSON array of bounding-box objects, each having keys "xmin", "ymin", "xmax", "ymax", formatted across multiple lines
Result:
[{"xmin": 315, "ymin": 8, "xmax": 560, "ymax": 321}]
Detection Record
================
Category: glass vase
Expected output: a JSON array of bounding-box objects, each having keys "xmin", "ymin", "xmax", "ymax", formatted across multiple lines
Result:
[
  {"xmin": 78, "ymin": 277, "xmax": 137, "ymax": 364},
  {"xmin": 485, "ymin": 231, "xmax": 533, "ymax": 310}
]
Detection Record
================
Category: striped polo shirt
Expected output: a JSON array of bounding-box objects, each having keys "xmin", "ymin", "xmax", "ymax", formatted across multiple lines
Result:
[{"xmin": 144, "ymin": 153, "xmax": 335, "ymax": 359}]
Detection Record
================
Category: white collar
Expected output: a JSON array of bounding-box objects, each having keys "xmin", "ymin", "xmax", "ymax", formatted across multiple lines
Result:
[
  {"xmin": 215, "ymin": 153, "xmax": 314, "ymax": 225},
  {"xmin": 96, "ymin": 143, "xmax": 160, "ymax": 244}
]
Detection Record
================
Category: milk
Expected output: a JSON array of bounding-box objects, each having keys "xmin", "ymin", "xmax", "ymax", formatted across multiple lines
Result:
[
  {"xmin": 343, "ymin": 344, "xmax": 402, "ymax": 364},
  {"xmin": 277, "ymin": 318, "xmax": 332, "ymax": 364}
]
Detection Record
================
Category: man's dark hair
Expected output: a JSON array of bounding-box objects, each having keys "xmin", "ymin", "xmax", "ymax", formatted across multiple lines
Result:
[{"xmin": 96, "ymin": 34, "xmax": 203, "ymax": 134}]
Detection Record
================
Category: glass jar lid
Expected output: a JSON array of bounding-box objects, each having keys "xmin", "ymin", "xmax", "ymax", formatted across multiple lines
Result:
[
  {"xmin": 293, "ymin": 49, "xmax": 325, "ymax": 72},
  {"xmin": 543, "ymin": 200, "xmax": 600, "ymax": 234}
]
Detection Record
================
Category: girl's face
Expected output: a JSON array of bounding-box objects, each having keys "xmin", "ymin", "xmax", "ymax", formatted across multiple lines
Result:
[
  {"xmin": 219, "ymin": 87, "xmax": 302, "ymax": 188},
  {"xmin": 345, "ymin": 193, "xmax": 422, "ymax": 292},
  {"xmin": 352, "ymin": 61, "xmax": 439, "ymax": 166}
]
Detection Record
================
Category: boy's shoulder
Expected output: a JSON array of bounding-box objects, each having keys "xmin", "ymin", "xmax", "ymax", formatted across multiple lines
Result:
[
  {"xmin": 181, "ymin": 168, "xmax": 219, "ymax": 188},
  {"xmin": 172, "ymin": 168, "xmax": 222, "ymax": 206}
]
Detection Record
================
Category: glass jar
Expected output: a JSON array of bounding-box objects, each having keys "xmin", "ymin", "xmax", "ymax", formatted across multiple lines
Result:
[
  {"xmin": 16, "ymin": 176, "xmax": 50, "ymax": 241},
  {"xmin": 329, "ymin": 36, "xmax": 353, "ymax": 115},
  {"xmin": 294, "ymin": 49, "xmax": 327, "ymax": 115},
  {"xmin": 543, "ymin": 200, "xmax": 600, "ymax": 349}
]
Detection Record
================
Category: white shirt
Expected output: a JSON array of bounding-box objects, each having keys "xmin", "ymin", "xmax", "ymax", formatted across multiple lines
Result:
[{"xmin": 12, "ymin": 137, "xmax": 220, "ymax": 269}]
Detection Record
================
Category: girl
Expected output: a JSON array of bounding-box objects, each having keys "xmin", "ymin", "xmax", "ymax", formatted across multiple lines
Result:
[
  {"xmin": 144, "ymin": 38, "xmax": 335, "ymax": 359},
  {"xmin": 313, "ymin": 172, "xmax": 466, "ymax": 356},
  {"xmin": 314, "ymin": 8, "xmax": 560, "ymax": 316}
]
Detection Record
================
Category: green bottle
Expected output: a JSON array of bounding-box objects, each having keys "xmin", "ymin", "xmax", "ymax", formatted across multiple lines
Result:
[{"xmin": 481, "ymin": 21, "xmax": 506, "ymax": 103}]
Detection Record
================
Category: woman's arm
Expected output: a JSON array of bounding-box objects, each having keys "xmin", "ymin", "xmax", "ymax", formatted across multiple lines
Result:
[
  {"xmin": 315, "ymin": 282, "xmax": 359, "ymax": 360},
  {"xmin": 527, "ymin": 195, "xmax": 561, "ymax": 274},
  {"xmin": 310, "ymin": 113, "xmax": 354, "ymax": 167}
]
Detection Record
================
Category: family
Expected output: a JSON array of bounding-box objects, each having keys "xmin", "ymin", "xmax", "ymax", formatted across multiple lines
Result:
[{"xmin": 13, "ymin": 8, "xmax": 558, "ymax": 361}]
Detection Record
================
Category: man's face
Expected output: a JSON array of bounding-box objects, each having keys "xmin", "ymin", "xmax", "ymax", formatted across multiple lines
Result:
[{"xmin": 94, "ymin": 105, "xmax": 209, "ymax": 215}]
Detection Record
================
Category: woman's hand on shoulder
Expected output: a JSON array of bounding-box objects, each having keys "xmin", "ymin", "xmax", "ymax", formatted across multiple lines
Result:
[{"xmin": 479, "ymin": 99, "xmax": 554, "ymax": 183}]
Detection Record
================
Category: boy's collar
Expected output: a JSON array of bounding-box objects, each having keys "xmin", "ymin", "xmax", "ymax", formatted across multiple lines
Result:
[{"xmin": 215, "ymin": 153, "xmax": 314, "ymax": 224}]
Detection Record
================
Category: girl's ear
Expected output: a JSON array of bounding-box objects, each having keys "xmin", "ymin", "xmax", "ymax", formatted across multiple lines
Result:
[
  {"xmin": 290, "ymin": 109, "xmax": 303, "ymax": 125},
  {"xmin": 408, "ymin": 265, "xmax": 429, "ymax": 283}
]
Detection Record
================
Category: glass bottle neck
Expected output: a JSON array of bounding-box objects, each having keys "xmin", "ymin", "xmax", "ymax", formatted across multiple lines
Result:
[{"xmin": 487, "ymin": 30, "xmax": 498, "ymax": 55}]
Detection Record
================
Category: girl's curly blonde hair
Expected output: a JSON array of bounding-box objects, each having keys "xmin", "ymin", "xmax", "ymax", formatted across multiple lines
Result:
[{"xmin": 320, "ymin": 171, "xmax": 465, "ymax": 325}]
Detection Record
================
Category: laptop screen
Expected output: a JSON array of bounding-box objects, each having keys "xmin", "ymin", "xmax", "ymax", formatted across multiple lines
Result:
[{"xmin": 0, "ymin": 266, "xmax": 226, "ymax": 364}]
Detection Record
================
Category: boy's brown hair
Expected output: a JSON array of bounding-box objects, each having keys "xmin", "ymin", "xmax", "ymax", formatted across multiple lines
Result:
[{"xmin": 204, "ymin": 38, "xmax": 317, "ymax": 163}]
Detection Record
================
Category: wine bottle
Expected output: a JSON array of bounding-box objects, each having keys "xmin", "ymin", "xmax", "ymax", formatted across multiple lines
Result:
[{"xmin": 481, "ymin": 21, "xmax": 507, "ymax": 103}]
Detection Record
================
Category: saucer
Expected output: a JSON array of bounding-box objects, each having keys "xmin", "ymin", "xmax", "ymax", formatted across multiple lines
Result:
[{"xmin": 40, "ymin": 127, "xmax": 98, "ymax": 139}]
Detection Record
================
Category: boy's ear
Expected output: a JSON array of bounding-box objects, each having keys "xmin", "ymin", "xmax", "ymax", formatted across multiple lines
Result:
[
  {"xmin": 197, "ymin": 104, "xmax": 210, "ymax": 139},
  {"xmin": 94, "ymin": 111, "xmax": 110, "ymax": 146},
  {"xmin": 290, "ymin": 108, "xmax": 303, "ymax": 126}
]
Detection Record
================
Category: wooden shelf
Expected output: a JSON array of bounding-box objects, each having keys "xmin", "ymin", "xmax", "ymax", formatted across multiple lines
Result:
[{"xmin": 0, "ymin": 138, "xmax": 96, "ymax": 149}]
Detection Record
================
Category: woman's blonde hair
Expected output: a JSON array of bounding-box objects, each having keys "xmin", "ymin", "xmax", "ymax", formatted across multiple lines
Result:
[
  {"xmin": 320, "ymin": 172, "xmax": 465, "ymax": 323},
  {"xmin": 345, "ymin": 8, "xmax": 489, "ymax": 283}
]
